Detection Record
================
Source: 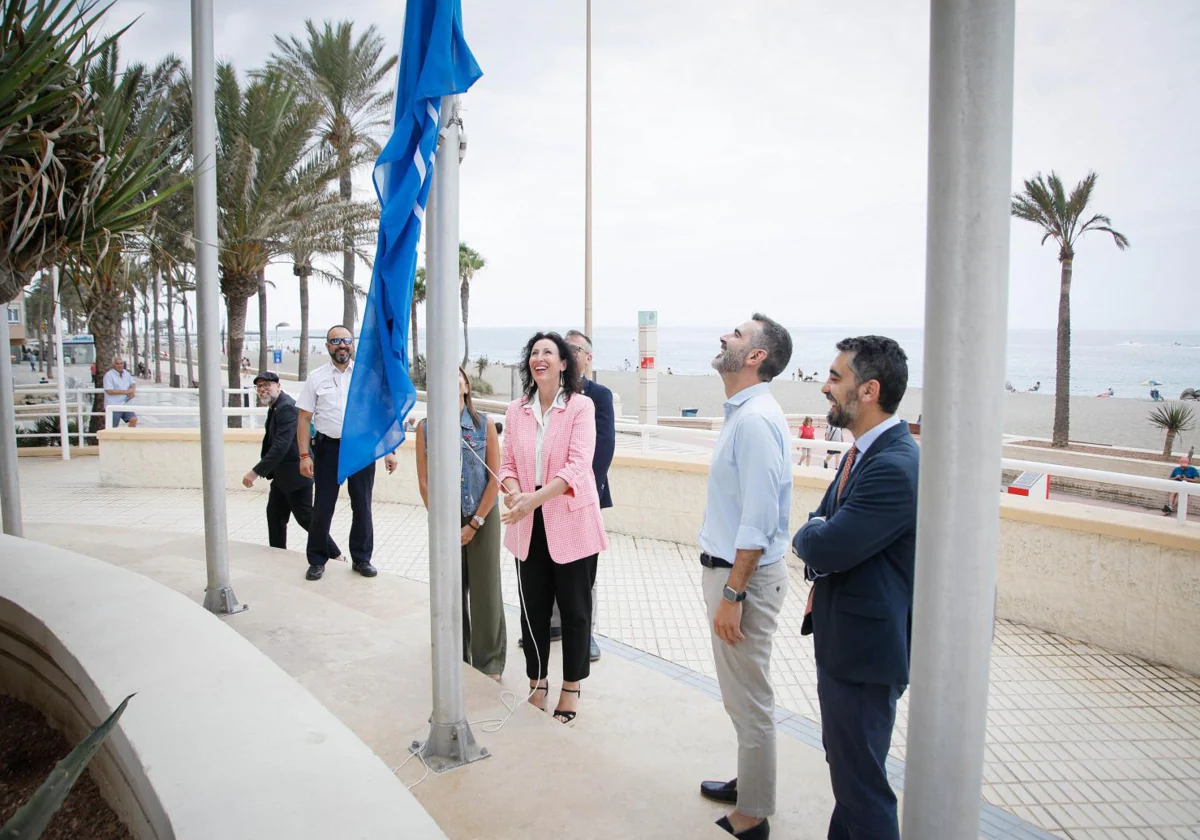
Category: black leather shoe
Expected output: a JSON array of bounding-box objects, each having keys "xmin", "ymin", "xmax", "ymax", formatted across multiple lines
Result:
[
  {"xmin": 700, "ymin": 778, "xmax": 738, "ymax": 804},
  {"xmin": 352, "ymin": 561, "xmax": 378, "ymax": 577},
  {"xmin": 549, "ymin": 625, "xmax": 563, "ymax": 642},
  {"xmin": 306, "ymin": 564, "xmax": 324, "ymax": 581},
  {"xmin": 716, "ymin": 816, "xmax": 769, "ymax": 838}
]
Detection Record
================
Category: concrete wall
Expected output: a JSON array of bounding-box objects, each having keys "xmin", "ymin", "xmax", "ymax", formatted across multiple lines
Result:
[
  {"xmin": 0, "ymin": 534, "xmax": 447, "ymax": 840},
  {"xmin": 97, "ymin": 428, "xmax": 1200, "ymax": 675}
]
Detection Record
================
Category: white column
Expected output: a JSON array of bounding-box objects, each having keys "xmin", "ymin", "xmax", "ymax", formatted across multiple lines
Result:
[
  {"xmin": 0, "ymin": 304, "xmax": 21, "ymax": 536},
  {"xmin": 52, "ymin": 267, "xmax": 69, "ymax": 458},
  {"xmin": 637, "ymin": 310, "xmax": 657, "ymax": 425},
  {"xmin": 902, "ymin": 1, "xmax": 1015, "ymax": 837},
  {"xmin": 583, "ymin": 0, "xmax": 593, "ymax": 339},
  {"xmin": 423, "ymin": 96, "xmax": 485, "ymax": 770},
  {"xmin": 191, "ymin": 0, "xmax": 244, "ymax": 615}
]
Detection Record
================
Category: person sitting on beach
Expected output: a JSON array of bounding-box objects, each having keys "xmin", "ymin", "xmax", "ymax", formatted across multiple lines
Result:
[
  {"xmin": 1028, "ymin": 381, "xmax": 1041, "ymax": 392},
  {"xmin": 1097, "ymin": 387, "xmax": 1114, "ymax": 398},
  {"xmin": 1163, "ymin": 456, "xmax": 1199, "ymax": 516}
]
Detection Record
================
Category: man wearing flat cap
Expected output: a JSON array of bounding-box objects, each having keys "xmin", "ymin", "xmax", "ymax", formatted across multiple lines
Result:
[{"xmin": 243, "ymin": 371, "xmax": 336, "ymax": 557}]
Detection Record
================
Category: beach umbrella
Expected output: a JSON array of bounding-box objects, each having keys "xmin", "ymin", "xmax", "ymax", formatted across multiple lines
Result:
[{"xmin": 1139, "ymin": 379, "xmax": 1162, "ymax": 386}]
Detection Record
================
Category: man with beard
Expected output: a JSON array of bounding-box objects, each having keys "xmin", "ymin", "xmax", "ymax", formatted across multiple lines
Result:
[
  {"xmin": 243, "ymin": 371, "xmax": 330, "ymax": 553},
  {"xmin": 792, "ymin": 336, "xmax": 918, "ymax": 840},
  {"xmin": 296, "ymin": 325, "xmax": 396, "ymax": 581},
  {"xmin": 697, "ymin": 314, "xmax": 793, "ymax": 840}
]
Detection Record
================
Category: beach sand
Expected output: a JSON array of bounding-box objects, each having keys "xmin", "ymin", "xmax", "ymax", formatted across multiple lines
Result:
[{"xmin": 224, "ymin": 351, "xmax": 1186, "ymax": 454}]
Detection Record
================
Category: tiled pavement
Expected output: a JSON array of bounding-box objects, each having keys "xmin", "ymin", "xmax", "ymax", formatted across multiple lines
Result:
[{"xmin": 17, "ymin": 458, "xmax": 1200, "ymax": 839}]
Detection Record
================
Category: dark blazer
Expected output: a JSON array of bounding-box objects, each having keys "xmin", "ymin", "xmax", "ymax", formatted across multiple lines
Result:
[
  {"xmin": 582, "ymin": 377, "xmax": 615, "ymax": 509},
  {"xmin": 253, "ymin": 392, "xmax": 311, "ymax": 494},
  {"xmin": 792, "ymin": 422, "xmax": 920, "ymax": 686}
]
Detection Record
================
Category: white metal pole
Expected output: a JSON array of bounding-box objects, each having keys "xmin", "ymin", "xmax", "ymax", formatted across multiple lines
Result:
[
  {"xmin": 0, "ymin": 305, "xmax": 22, "ymax": 536},
  {"xmin": 191, "ymin": 0, "xmax": 244, "ymax": 616},
  {"xmin": 52, "ymin": 267, "xmax": 69, "ymax": 459},
  {"xmin": 903, "ymin": 1, "xmax": 1015, "ymax": 837},
  {"xmin": 422, "ymin": 96, "xmax": 484, "ymax": 771},
  {"xmin": 583, "ymin": 0, "xmax": 593, "ymax": 339}
]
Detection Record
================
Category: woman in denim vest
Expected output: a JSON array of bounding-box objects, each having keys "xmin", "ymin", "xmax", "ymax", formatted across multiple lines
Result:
[{"xmin": 415, "ymin": 367, "xmax": 506, "ymax": 678}]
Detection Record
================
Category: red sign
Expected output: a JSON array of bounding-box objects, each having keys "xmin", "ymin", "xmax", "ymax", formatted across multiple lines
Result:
[{"xmin": 640, "ymin": 356, "xmax": 655, "ymax": 370}]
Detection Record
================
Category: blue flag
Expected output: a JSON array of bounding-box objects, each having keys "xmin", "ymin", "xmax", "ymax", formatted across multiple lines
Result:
[{"xmin": 338, "ymin": 0, "xmax": 482, "ymax": 482}]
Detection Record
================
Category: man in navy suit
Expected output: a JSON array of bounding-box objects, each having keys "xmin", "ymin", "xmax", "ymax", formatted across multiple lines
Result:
[{"xmin": 792, "ymin": 336, "xmax": 919, "ymax": 840}]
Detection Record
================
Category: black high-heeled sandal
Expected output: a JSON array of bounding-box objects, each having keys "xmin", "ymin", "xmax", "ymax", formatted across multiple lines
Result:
[{"xmin": 553, "ymin": 687, "xmax": 580, "ymax": 724}]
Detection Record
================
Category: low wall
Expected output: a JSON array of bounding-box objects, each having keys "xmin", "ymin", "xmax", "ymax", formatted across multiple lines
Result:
[
  {"xmin": 0, "ymin": 534, "xmax": 446, "ymax": 839},
  {"xmin": 97, "ymin": 428, "xmax": 1200, "ymax": 675},
  {"xmin": 1002, "ymin": 441, "xmax": 1200, "ymax": 515}
]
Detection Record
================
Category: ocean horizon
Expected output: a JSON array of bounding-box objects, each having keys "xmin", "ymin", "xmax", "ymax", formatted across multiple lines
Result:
[{"xmin": 243, "ymin": 326, "xmax": 1200, "ymax": 399}]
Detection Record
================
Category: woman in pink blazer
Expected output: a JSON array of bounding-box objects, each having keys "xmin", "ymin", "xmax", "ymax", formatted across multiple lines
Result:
[{"xmin": 500, "ymin": 331, "xmax": 609, "ymax": 724}]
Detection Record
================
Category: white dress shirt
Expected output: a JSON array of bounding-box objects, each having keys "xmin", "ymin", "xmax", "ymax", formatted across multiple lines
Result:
[
  {"xmin": 102, "ymin": 368, "xmax": 133, "ymax": 407},
  {"xmin": 529, "ymin": 388, "xmax": 567, "ymax": 486},
  {"xmin": 296, "ymin": 360, "xmax": 354, "ymax": 438}
]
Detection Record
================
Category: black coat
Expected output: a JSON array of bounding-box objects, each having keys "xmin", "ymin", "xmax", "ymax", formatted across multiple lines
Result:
[
  {"xmin": 254, "ymin": 392, "xmax": 311, "ymax": 494},
  {"xmin": 582, "ymin": 377, "xmax": 616, "ymax": 509}
]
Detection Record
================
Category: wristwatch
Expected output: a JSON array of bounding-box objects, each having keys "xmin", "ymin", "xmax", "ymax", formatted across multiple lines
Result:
[
  {"xmin": 722, "ymin": 585, "xmax": 747, "ymax": 603},
  {"xmin": 471, "ymin": 514, "xmax": 486, "ymax": 530}
]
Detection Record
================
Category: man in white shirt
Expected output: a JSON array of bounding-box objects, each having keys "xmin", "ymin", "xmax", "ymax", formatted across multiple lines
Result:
[
  {"xmin": 296, "ymin": 325, "xmax": 396, "ymax": 581},
  {"xmin": 102, "ymin": 357, "xmax": 138, "ymax": 427}
]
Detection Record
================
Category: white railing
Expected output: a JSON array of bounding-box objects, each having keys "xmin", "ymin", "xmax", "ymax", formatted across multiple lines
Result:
[
  {"xmin": 12, "ymin": 386, "xmax": 257, "ymax": 449},
  {"xmin": 103, "ymin": 404, "xmax": 267, "ymax": 428}
]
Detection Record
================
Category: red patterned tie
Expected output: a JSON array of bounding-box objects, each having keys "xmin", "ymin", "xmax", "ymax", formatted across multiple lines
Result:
[{"xmin": 805, "ymin": 444, "xmax": 858, "ymax": 620}]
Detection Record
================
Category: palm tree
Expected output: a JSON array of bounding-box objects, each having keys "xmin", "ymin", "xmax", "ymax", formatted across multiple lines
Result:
[
  {"xmin": 1011, "ymin": 171, "xmax": 1129, "ymax": 447},
  {"xmin": 214, "ymin": 63, "xmax": 325, "ymax": 424},
  {"xmin": 1149, "ymin": 403, "xmax": 1196, "ymax": 457},
  {"xmin": 412, "ymin": 267, "xmax": 426, "ymax": 368},
  {"xmin": 458, "ymin": 242, "xmax": 486, "ymax": 366},
  {"xmin": 267, "ymin": 20, "xmax": 398, "ymax": 334}
]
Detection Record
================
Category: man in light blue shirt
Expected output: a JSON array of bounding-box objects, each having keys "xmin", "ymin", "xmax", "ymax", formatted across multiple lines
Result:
[{"xmin": 697, "ymin": 313, "xmax": 793, "ymax": 840}]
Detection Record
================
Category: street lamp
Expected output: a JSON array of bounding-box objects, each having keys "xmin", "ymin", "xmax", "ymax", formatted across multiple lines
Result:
[{"xmin": 274, "ymin": 320, "xmax": 290, "ymax": 349}]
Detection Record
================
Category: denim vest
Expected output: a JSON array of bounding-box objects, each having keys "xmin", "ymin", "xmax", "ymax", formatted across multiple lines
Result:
[{"xmin": 422, "ymin": 409, "xmax": 489, "ymax": 517}]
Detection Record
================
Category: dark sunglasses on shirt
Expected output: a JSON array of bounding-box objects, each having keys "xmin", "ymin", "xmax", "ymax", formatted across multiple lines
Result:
[{"xmin": 327, "ymin": 337, "xmax": 353, "ymax": 346}]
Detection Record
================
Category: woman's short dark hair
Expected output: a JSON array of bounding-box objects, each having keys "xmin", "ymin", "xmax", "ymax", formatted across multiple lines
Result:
[
  {"xmin": 518, "ymin": 332, "xmax": 583, "ymax": 404},
  {"xmin": 836, "ymin": 335, "xmax": 909, "ymax": 414}
]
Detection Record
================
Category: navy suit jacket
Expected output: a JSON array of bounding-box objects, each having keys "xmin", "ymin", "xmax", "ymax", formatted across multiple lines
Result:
[
  {"xmin": 254, "ymin": 392, "xmax": 311, "ymax": 494},
  {"xmin": 792, "ymin": 422, "xmax": 919, "ymax": 686},
  {"xmin": 582, "ymin": 377, "xmax": 615, "ymax": 509}
]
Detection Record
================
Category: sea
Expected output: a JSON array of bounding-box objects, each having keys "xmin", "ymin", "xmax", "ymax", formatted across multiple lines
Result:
[{"xmin": 247, "ymin": 327, "xmax": 1200, "ymax": 398}]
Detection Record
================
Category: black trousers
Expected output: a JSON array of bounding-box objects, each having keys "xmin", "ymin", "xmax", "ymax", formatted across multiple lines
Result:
[
  {"xmin": 817, "ymin": 665, "xmax": 905, "ymax": 840},
  {"xmin": 306, "ymin": 435, "xmax": 375, "ymax": 567},
  {"xmin": 267, "ymin": 480, "xmax": 340, "ymax": 555},
  {"xmin": 517, "ymin": 509, "xmax": 597, "ymax": 682}
]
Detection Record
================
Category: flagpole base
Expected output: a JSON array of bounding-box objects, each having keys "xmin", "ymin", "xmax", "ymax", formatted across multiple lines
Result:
[
  {"xmin": 419, "ymin": 720, "xmax": 489, "ymax": 772},
  {"xmin": 203, "ymin": 586, "xmax": 248, "ymax": 616}
]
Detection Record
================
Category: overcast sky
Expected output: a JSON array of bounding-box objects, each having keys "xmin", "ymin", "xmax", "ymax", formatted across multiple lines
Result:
[{"xmin": 107, "ymin": 0, "xmax": 1199, "ymax": 333}]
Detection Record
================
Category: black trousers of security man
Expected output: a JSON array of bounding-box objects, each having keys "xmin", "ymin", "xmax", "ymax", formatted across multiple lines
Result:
[
  {"xmin": 266, "ymin": 481, "xmax": 340, "ymax": 555},
  {"xmin": 306, "ymin": 434, "xmax": 375, "ymax": 567}
]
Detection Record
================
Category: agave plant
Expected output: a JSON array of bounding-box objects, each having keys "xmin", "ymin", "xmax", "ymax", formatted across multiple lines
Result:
[
  {"xmin": 0, "ymin": 694, "xmax": 133, "ymax": 839},
  {"xmin": 1149, "ymin": 402, "xmax": 1196, "ymax": 457}
]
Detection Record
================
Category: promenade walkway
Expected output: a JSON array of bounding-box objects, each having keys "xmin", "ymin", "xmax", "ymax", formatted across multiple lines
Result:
[{"xmin": 16, "ymin": 457, "xmax": 1200, "ymax": 838}]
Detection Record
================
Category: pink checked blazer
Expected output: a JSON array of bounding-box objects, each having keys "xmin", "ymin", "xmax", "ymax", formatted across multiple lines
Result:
[{"xmin": 499, "ymin": 392, "xmax": 609, "ymax": 563}]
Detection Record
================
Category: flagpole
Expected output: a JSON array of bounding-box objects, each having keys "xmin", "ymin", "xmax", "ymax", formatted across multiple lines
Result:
[
  {"xmin": 191, "ymin": 0, "xmax": 245, "ymax": 616},
  {"xmin": 583, "ymin": 0, "xmax": 593, "ymax": 339},
  {"xmin": 903, "ymin": 0, "xmax": 1014, "ymax": 835},
  {"xmin": 423, "ymin": 94, "xmax": 486, "ymax": 771}
]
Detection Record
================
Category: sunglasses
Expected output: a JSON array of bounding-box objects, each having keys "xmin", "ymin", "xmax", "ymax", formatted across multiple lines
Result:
[{"xmin": 327, "ymin": 337, "xmax": 353, "ymax": 346}]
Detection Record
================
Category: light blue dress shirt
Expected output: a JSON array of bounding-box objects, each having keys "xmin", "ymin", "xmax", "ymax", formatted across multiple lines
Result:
[
  {"xmin": 846, "ymin": 414, "xmax": 903, "ymax": 473},
  {"xmin": 699, "ymin": 382, "xmax": 793, "ymax": 567}
]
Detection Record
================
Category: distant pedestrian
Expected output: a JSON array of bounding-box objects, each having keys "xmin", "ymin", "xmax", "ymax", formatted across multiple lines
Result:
[
  {"xmin": 102, "ymin": 357, "xmax": 138, "ymax": 427},
  {"xmin": 823, "ymin": 422, "xmax": 843, "ymax": 469},
  {"xmin": 1163, "ymin": 456, "xmax": 1199, "ymax": 516},
  {"xmin": 798, "ymin": 416, "xmax": 815, "ymax": 467}
]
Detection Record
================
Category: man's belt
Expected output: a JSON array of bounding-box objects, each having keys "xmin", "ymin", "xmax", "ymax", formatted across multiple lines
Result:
[{"xmin": 700, "ymin": 552, "xmax": 733, "ymax": 569}]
